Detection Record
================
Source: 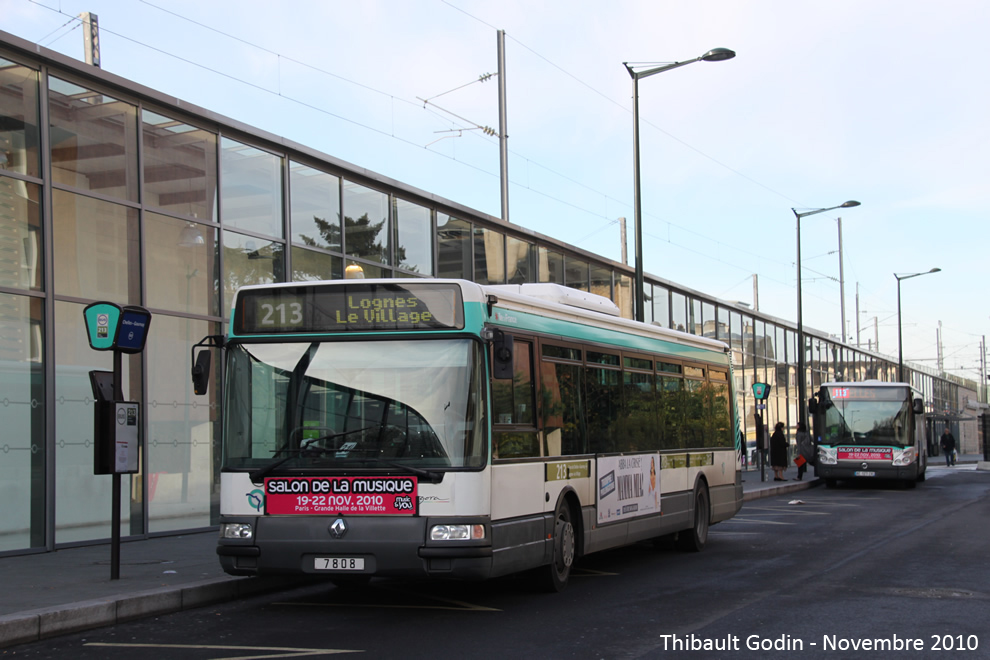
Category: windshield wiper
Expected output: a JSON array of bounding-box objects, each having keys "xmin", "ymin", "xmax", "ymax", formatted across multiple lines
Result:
[
  {"xmin": 249, "ymin": 426, "xmax": 372, "ymax": 483},
  {"xmin": 380, "ymin": 460, "xmax": 444, "ymax": 484}
]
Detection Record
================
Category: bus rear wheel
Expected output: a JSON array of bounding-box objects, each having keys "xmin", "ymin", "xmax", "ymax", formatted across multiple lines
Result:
[
  {"xmin": 677, "ymin": 482, "xmax": 710, "ymax": 552},
  {"xmin": 541, "ymin": 501, "xmax": 575, "ymax": 592}
]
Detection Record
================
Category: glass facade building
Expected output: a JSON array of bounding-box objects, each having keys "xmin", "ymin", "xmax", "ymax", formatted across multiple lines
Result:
[{"xmin": 0, "ymin": 30, "xmax": 968, "ymax": 555}]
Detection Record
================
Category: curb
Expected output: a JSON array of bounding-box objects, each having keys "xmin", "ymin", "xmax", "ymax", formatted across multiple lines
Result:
[
  {"xmin": 743, "ymin": 478, "xmax": 821, "ymax": 502},
  {"xmin": 0, "ymin": 575, "xmax": 308, "ymax": 649}
]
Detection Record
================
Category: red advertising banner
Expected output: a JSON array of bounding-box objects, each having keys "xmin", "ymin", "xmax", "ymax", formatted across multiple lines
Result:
[
  {"xmin": 837, "ymin": 446, "xmax": 893, "ymax": 461},
  {"xmin": 265, "ymin": 476, "xmax": 418, "ymax": 515}
]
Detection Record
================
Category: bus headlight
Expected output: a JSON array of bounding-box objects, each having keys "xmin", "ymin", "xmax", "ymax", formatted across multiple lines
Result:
[
  {"xmin": 430, "ymin": 524, "xmax": 486, "ymax": 541},
  {"xmin": 818, "ymin": 446, "xmax": 837, "ymax": 465},
  {"xmin": 892, "ymin": 446, "xmax": 917, "ymax": 466},
  {"xmin": 220, "ymin": 523, "xmax": 253, "ymax": 539}
]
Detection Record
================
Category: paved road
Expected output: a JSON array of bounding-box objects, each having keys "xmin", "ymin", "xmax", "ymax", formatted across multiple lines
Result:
[{"xmin": 9, "ymin": 467, "xmax": 988, "ymax": 659}]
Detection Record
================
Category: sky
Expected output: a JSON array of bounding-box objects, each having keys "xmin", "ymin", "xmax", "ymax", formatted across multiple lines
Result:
[{"xmin": 5, "ymin": 0, "xmax": 989, "ymax": 385}]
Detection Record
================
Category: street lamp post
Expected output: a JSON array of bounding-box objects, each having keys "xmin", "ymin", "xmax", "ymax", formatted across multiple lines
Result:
[
  {"xmin": 896, "ymin": 268, "xmax": 941, "ymax": 382},
  {"xmin": 792, "ymin": 200, "xmax": 860, "ymax": 426},
  {"xmin": 625, "ymin": 48, "xmax": 735, "ymax": 322}
]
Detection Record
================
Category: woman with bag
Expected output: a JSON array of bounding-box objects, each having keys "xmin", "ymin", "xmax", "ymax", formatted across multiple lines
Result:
[
  {"xmin": 770, "ymin": 421, "xmax": 788, "ymax": 481},
  {"xmin": 795, "ymin": 422, "xmax": 814, "ymax": 481}
]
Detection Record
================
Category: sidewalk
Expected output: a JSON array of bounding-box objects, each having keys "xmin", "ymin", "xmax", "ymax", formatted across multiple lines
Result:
[{"xmin": 4, "ymin": 458, "xmax": 977, "ymax": 649}]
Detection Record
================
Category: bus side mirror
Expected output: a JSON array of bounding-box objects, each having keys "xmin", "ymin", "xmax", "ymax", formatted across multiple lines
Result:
[
  {"xmin": 492, "ymin": 329, "xmax": 514, "ymax": 380},
  {"xmin": 191, "ymin": 349, "xmax": 212, "ymax": 395},
  {"xmin": 808, "ymin": 397, "xmax": 818, "ymax": 415},
  {"xmin": 913, "ymin": 398, "xmax": 924, "ymax": 415}
]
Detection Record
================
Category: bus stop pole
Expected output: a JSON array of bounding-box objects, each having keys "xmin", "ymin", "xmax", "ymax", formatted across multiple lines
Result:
[{"xmin": 111, "ymin": 348, "xmax": 122, "ymax": 580}]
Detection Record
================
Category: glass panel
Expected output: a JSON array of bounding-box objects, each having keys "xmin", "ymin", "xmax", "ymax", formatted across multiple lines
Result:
[
  {"xmin": 220, "ymin": 138, "xmax": 283, "ymax": 237},
  {"xmin": 565, "ymin": 257, "xmax": 588, "ymax": 292},
  {"xmin": 615, "ymin": 273, "xmax": 633, "ymax": 319},
  {"xmin": 289, "ymin": 161, "xmax": 340, "ymax": 251},
  {"xmin": 141, "ymin": 110, "xmax": 217, "ymax": 221},
  {"xmin": 291, "ymin": 245, "xmax": 341, "ymax": 281},
  {"xmin": 538, "ymin": 247, "xmax": 563, "ymax": 284},
  {"xmin": 658, "ymin": 375, "xmax": 682, "ymax": 448},
  {"xmin": 543, "ymin": 345, "xmax": 581, "ymax": 361},
  {"xmin": 620, "ymin": 371, "xmax": 655, "ymax": 451},
  {"xmin": 624, "ymin": 356, "xmax": 652, "ymax": 370},
  {"xmin": 343, "ymin": 180, "xmax": 388, "ymax": 264},
  {"xmin": 505, "ymin": 236, "xmax": 533, "ymax": 284},
  {"xmin": 0, "ymin": 293, "xmax": 45, "ymax": 551},
  {"xmin": 690, "ymin": 298, "xmax": 702, "ymax": 335},
  {"xmin": 717, "ymin": 306, "xmax": 730, "ymax": 342},
  {"xmin": 729, "ymin": 311, "xmax": 742, "ymax": 351},
  {"xmin": 671, "ymin": 292, "xmax": 687, "ymax": 333},
  {"xmin": 652, "ymin": 285, "xmax": 670, "ymax": 328},
  {"xmin": 53, "ymin": 190, "xmax": 139, "ymax": 304},
  {"xmin": 0, "ymin": 176, "xmax": 42, "ymax": 291},
  {"xmin": 145, "ymin": 214, "xmax": 218, "ymax": 316},
  {"xmin": 492, "ymin": 341, "xmax": 534, "ymax": 426},
  {"xmin": 437, "ymin": 215, "xmax": 471, "ymax": 279},
  {"xmin": 540, "ymin": 361, "xmax": 584, "ymax": 456},
  {"xmin": 740, "ymin": 315, "xmax": 754, "ymax": 355},
  {"xmin": 586, "ymin": 367, "xmax": 619, "ymax": 453},
  {"xmin": 474, "ymin": 226, "xmax": 504, "ymax": 285},
  {"xmin": 754, "ymin": 321, "xmax": 767, "ymax": 369},
  {"xmin": 0, "ymin": 57, "xmax": 40, "ymax": 178},
  {"xmin": 703, "ymin": 378, "xmax": 732, "ymax": 448},
  {"xmin": 147, "ymin": 314, "xmax": 219, "ymax": 531},
  {"xmin": 702, "ymin": 302, "xmax": 715, "ymax": 338},
  {"xmin": 55, "ymin": 300, "xmax": 140, "ymax": 543},
  {"xmin": 343, "ymin": 260, "xmax": 388, "ymax": 279},
  {"xmin": 658, "ymin": 362, "xmax": 682, "ymax": 374},
  {"xmin": 587, "ymin": 351, "xmax": 619, "ymax": 366},
  {"xmin": 48, "ymin": 77, "xmax": 138, "ymax": 201},
  {"xmin": 394, "ymin": 198, "xmax": 432, "ymax": 275},
  {"xmin": 494, "ymin": 431, "xmax": 541, "ymax": 459},
  {"xmin": 589, "ymin": 263, "xmax": 611, "ymax": 301},
  {"xmin": 222, "ymin": 230, "xmax": 283, "ymax": 316}
]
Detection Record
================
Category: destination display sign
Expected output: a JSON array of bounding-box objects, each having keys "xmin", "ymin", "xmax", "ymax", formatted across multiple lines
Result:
[
  {"xmin": 264, "ymin": 476, "xmax": 418, "ymax": 515},
  {"xmin": 837, "ymin": 446, "xmax": 893, "ymax": 461},
  {"xmin": 235, "ymin": 283, "xmax": 463, "ymax": 334},
  {"xmin": 829, "ymin": 386, "xmax": 907, "ymax": 402}
]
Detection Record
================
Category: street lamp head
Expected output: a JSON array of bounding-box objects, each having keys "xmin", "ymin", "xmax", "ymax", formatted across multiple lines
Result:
[
  {"xmin": 840, "ymin": 200, "xmax": 861, "ymax": 208},
  {"xmin": 701, "ymin": 48, "xmax": 736, "ymax": 62},
  {"xmin": 929, "ymin": 267, "xmax": 941, "ymax": 273}
]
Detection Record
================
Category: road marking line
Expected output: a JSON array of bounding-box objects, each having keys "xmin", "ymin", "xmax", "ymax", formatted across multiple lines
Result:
[{"xmin": 84, "ymin": 642, "xmax": 360, "ymax": 658}]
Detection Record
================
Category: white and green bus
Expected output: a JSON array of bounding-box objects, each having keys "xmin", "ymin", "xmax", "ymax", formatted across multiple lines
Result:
[
  {"xmin": 202, "ymin": 279, "xmax": 743, "ymax": 591},
  {"xmin": 809, "ymin": 381, "xmax": 928, "ymax": 489}
]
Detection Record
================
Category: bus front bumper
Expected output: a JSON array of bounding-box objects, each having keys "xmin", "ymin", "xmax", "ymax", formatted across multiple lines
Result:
[{"xmin": 217, "ymin": 515, "xmax": 493, "ymax": 581}]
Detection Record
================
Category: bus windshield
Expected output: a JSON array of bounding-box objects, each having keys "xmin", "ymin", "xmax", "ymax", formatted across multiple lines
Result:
[
  {"xmin": 223, "ymin": 338, "xmax": 486, "ymax": 472},
  {"xmin": 821, "ymin": 398, "xmax": 913, "ymax": 447}
]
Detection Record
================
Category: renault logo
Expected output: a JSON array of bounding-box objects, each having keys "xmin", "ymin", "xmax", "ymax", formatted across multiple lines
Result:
[
  {"xmin": 329, "ymin": 517, "xmax": 348, "ymax": 539},
  {"xmin": 861, "ymin": 462, "xmax": 869, "ymax": 470}
]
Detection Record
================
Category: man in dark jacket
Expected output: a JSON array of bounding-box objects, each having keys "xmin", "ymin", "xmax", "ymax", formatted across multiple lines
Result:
[{"xmin": 939, "ymin": 427, "xmax": 956, "ymax": 467}]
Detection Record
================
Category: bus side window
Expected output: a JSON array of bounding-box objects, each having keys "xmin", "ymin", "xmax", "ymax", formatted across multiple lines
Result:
[{"xmin": 493, "ymin": 339, "xmax": 539, "ymax": 458}]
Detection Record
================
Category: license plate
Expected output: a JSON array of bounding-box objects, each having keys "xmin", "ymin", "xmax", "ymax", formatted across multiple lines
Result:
[
  {"xmin": 854, "ymin": 471, "xmax": 876, "ymax": 477},
  {"xmin": 315, "ymin": 557, "xmax": 365, "ymax": 571}
]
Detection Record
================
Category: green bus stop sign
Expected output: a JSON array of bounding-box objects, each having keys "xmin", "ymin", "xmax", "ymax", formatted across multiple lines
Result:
[{"xmin": 83, "ymin": 302, "xmax": 123, "ymax": 351}]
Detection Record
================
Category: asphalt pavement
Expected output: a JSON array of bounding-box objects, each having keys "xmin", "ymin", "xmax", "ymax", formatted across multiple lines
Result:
[{"xmin": 1, "ymin": 456, "xmax": 982, "ymax": 648}]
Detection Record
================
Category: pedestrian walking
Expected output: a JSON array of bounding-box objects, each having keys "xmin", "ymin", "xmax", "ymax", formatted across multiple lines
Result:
[
  {"xmin": 795, "ymin": 422, "xmax": 814, "ymax": 481},
  {"xmin": 770, "ymin": 421, "xmax": 788, "ymax": 481},
  {"xmin": 939, "ymin": 427, "xmax": 956, "ymax": 467}
]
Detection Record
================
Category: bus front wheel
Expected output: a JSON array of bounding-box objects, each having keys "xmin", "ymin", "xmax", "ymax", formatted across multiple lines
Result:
[
  {"xmin": 541, "ymin": 500, "xmax": 575, "ymax": 592},
  {"xmin": 677, "ymin": 482, "xmax": 710, "ymax": 552}
]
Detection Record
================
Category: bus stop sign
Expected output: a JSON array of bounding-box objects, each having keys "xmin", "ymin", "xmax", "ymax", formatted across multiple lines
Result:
[
  {"xmin": 83, "ymin": 302, "xmax": 122, "ymax": 351},
  {"xmin": 752, "ymin": 382, "xmax": 771, "ymax": 400}
]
